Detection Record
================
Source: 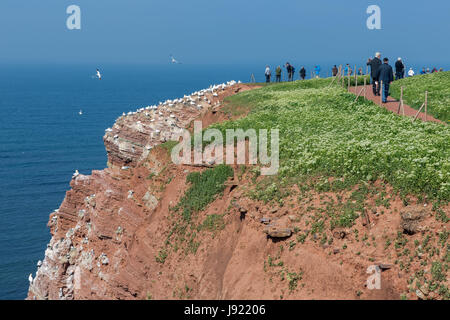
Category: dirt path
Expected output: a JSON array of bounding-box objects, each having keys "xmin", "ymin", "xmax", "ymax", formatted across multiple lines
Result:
[{"xmin": 348, "ymin": 84, "xmax": 443, "ymax": 125}]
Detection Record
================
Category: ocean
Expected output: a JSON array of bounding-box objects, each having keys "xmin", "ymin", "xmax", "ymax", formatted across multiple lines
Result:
[{"xmin": 0, "ymin": 62, "xmax": 447, "ymax": 300}]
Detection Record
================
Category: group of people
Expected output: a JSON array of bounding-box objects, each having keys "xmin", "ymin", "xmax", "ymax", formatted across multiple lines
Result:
[
  {"xmin": 337, "ymin": 64, "xmax": 364, "ymax": 76},
  {"xmin": 366, "ymin": 52, "xmax": 399, "ymax": 103},
  {"xmin": 265, "ymin": 63, "xmax": 320, "ymax": 83},
  {"xmin": 264, "ymin": 56, "xmax": 446, "ymax": 97},
  {"xmin": 420, "ymin": 67, "xmax": 444, "ymax": 74}
]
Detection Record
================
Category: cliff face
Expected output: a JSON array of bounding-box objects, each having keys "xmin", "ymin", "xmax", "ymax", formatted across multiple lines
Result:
[
  {"xmin": 27, "ymin": 82, "xmax": 259, "ymax": 300},
  {"xmin": 28, "ymin": 81, "xmax": 447, "ymax": 300}
]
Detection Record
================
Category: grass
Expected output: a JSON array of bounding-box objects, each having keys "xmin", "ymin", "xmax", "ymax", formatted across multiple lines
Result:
[
  {"xmin": 158, "ymin": 165, "xmax": 234, "ymax": 259},
  {"xmin": 159, "ymin": 140, "xmax": 179, "ymax": 154},
  {"xmin": 174, "ymin": 164, "xmax": 234, "ymax": 222},
  {"xmin": 209, "ymin": 78, "xmax": 450, "ymax": 202},
  {"xmin": 390, "ymin": 71, "xmax": 450, "ymax": 122},
  {"xmin": 200, "ymin": 214, "xmax": 225, "ymax": 232}
]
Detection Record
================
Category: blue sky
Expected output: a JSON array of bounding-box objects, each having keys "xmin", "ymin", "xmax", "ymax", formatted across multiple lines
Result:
[{"xmin": 0, "ymin": 0, "xmax": 448, "ymax": 66}]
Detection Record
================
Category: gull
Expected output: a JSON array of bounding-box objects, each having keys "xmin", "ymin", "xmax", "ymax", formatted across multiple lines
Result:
[
  {"xmin": 73, "ymin": 170, "xmax": 80, "ymax": 178},
  {"xmin": 79, "ymin": 110, "xmax": 83, "ymax": 115},
  {"xmin": 95, "ymin": 68, "xmax": 102, "ymax": 80},
  {"xmin": 28, "ymin": 274, "xmax": 33, "ymax": 284},
  {"xmin": 169, "ymin": 55, "xmax": 181, "ymax": 64}
]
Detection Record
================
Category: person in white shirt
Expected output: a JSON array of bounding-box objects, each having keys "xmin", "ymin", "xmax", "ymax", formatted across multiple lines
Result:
[
  {"xmin": 265, "ymin": 66, "xmax": 271, "ymax": 83},
  {"xmin": 408, "ymin": 68, "xmax": 415, "ymax": 77}
]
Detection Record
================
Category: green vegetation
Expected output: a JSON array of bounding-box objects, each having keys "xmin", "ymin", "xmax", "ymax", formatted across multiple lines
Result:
[
  {"xmin": 391, "ymin": 71, "xmax": 450, "ymax": 122},
  {"xmin": 211, "ymin": 78, "xmax": 450, "ymax": 201},
  {"xmin": 158, "ymin": 165, "xmax": 233, "ymax": 260},
  {"xmin": 159, "ymin": 140, "xmax": 179, "ymax": 154},
  {"xmin": 155, "ymin": 248, "xmax": 168, "ymax": 264},
  {"xmin": 200, "ymin": 214, "xmax": 225, "ymax": 232},
  {"xmin": 173, "ymin": 164, "xmax": 234, "ymax": 222}
]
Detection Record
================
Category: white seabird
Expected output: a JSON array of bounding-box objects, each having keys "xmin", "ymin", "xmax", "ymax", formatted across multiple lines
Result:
[{"xmin": 169, "ymin": 55, "xmax": 181, "ymax": 64}]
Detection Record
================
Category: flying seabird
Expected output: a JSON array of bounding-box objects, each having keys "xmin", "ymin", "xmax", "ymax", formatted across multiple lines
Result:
[{"xmin": 169, "ymin": 55, "xmax": 181, "ymax": 64}]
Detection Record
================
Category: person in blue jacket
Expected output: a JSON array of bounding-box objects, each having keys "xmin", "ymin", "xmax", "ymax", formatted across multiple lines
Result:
[
  {"xmin": 375, "ymin": 58, "xmax": 394, "ymax": 103},
  {"xmin": 314, "ymin": 65, "xmax": 321, "ymax": 78}
]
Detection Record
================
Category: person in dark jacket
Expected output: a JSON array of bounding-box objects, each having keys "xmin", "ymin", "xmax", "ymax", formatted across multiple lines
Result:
[
  {"xmin": 332, "ymin": 65, "xmax": 338, "ymax": 77},
  {"xmin": 285, "ymin": 62, "xmax": 293, "ymax": 81},
  {"xmin": 367, "ymin": 52, "xmax": 382, "ymax": 96},
  {"xmin": 395, "ymin": 58, "xmax": 405, "ymax": 80},
  {"xmin": 375, "ymin": 58, "xmax": 394, "ymax": 103},
  {"xmin": 299, "ymin": 66, "xmax": 306, "ymax": 80}
]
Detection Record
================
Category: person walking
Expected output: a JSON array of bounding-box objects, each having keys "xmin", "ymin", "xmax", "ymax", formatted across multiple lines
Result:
[
  {"xmin": 408, "ymin": 68, "xmax": 415, "ymax": 77},
  {"xmin": 375, "ymin": 58, "xmax": 394, "ymax": 103},
  {"xmin": 265, "ymin": 65, "xmax": 271, "ymax": 83},
  {"xmin": 332, "ymin": 65, "xmax": 338, "ymax": 77},
  {"xmin": 275, "ymin": 66, "xmax": 282, "ymax": 82},
  {"xmin": 358, "ymin": 67, "xmax": 363, "ymax": 75},
  {"xmin": 314, "ymin": 65, "xmax": 321, "ymax": 78},
  {"xmin": 285, "ymin": 62, "xmax": 294, "ymax": 81},
  {"xmin": 344, "ymin": 64, "xmax": 353, "ymax": 76},
  {"xmin": 395, "ymin": 57, "xmax": 405, "ymax": 80},
  {"xmin": 367, "ymin": 52, "xmax": 382, "ymax": 96},
  {"xmin": 300, "ymin": 66, "xmax": 306, "ymax": 80}
]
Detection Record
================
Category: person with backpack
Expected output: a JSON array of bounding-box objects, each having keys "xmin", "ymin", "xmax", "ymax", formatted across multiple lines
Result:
[
  {"xmin": 367, "ymin": 52, "xmax": 382, "ymax": 96},
  {"xmin": 375, "ymin": 57, "xmax": 394, "ymax": 103},
  {"xmin": 265, "ymin": 65, "xmax": 271, "ymax": 83},
  {"xmin": 275, "ymin": 66, "xmax": 282, "ymax": 82},
  {"xmin": 300, "ymin": 66, "xmax": 306, "ymax": 80},
  {"xmin": 344, "ymin": 64, "xmax": 351, "ymax": 76}
]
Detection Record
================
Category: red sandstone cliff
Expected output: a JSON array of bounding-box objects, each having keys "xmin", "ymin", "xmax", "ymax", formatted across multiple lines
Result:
[{"xmin": 28, "ymin": 82, "xmax": 449, "ymax": 300}]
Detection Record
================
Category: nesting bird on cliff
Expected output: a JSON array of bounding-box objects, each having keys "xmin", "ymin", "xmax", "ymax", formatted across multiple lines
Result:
[
  {"xmin": 72, "ymin": 170, "xmax": 80, "ymax": 179},
  {"xmin": 28, "ymin": 273, "xmax": 33, "ymax": 284}
]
